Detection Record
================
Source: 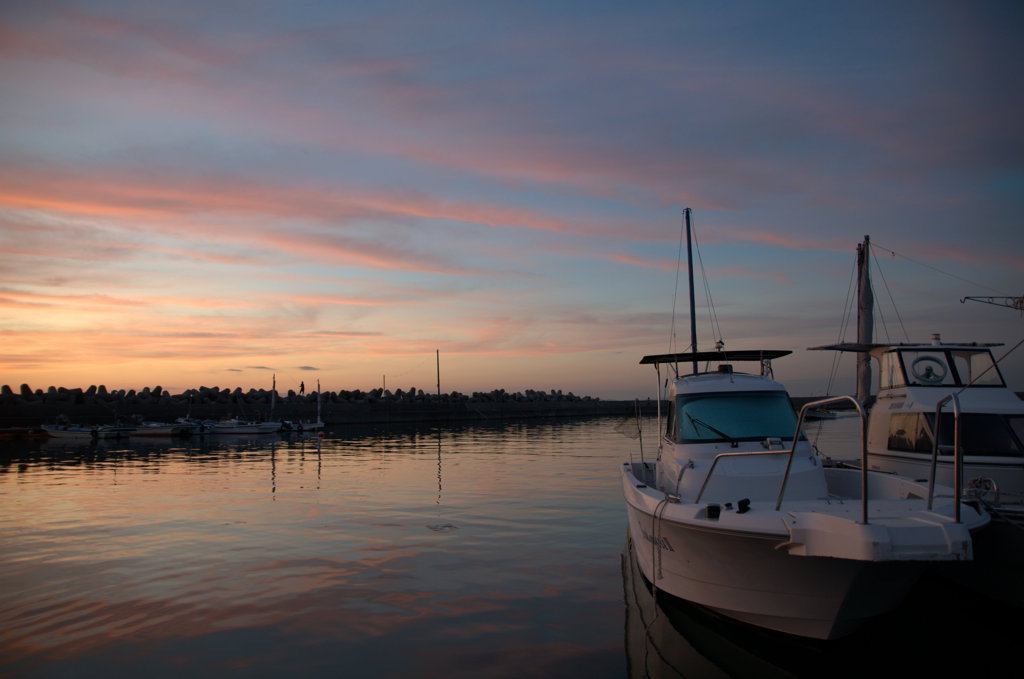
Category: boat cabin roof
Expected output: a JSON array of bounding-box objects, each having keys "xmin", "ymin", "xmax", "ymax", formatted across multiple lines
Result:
[
  {"xmin": 640, "ymin": 349, "xmax": 791, "ymax": 366},
  {"xmin": 672, "ymin": 371, "xmax": 787, "ymax": 395},
  {"xmin": 812, "ymin": 341, "xmax": 1007, "ymax": 389},
  {"xmin": 810, "ymin": 341, "xmax": 1001, "ymax": 354}
]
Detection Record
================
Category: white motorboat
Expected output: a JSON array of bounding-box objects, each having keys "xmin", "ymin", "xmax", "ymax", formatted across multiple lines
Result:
[
  {"xmin": 813, "ymin": 336, "xmax": 1024, "ymax": 521},
  {"xmin": 811, "ymin": 236, "xmax": 1024, "ymax": 524},
  {"xmin": 810, "ymin": 236, "xmax": 1024, "ymax": 604},
  {"xmin": 41, "ymin": 423, "xmax": 98, "ymax": 439},
  {"xmin": 622, "ymin": 211, "xmax": 988, "ymax": 640},
  {"xmin": 94, "ymin": 424, "xmax": 135, "ymax": 439},
  {"xmin": 43, "ymin": 423, "xmax": 135, "ymax": 439},
  {"xmin": 813, "ymin": 335, "xmax": 1024, "ymax": 605},
  {"xmin": 622, "ymin": 351, "xmax": 988, "ymax": 639},
  {"xmin": 207, "ymin": 418, "xmax": 275, "ymax": 435},
  {"xmin": 131, "ymin": 422, "xmax": 197, "ymax": 437}
]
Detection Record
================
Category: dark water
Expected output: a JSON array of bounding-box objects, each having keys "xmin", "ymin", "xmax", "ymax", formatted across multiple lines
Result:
[{"xmin": 0, "ymin": 417, "xmax": 1018, "ymax": 678}]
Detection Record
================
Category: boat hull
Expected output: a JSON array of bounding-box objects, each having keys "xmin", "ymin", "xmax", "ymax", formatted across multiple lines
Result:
[
  {"xmin": 624, "ymin": 502, "xmax": 920, "ymax": 639},
  {"xmin": 133, "ymin": 424, "xmax": 196, "ymax": 437},
  {"xmin": 41, "ymin": 425, "xmax": 97, "ymax": 439},
  {"xmin": 620, "ymin": 461, "xmax": 963, "ymax": 639}
]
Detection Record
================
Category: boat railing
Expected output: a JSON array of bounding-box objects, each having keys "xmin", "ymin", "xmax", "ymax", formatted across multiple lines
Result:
[
  {"xmin": 694, "ymin": 449, "xmax": 796, "ymax": 505},
  {"xmin": 690, "ymin": 394, "xmax": 963, "ymax": 525},
  {"xmin": 696, "ymin": 395, "xmax": 864, "ymax": 512},
  {"xmin": 776, "ymin": 396, "xmax": 869, "ymax": 522},
  {"xmin": 928, "ymin": 393, "xmax": 963, "ymax": 522},
  {"xmin": 695, "ymin": 396, "xmax": 872, "ymax": 520}
]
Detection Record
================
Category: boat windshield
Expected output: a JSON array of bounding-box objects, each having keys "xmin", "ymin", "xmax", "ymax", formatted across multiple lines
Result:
[
  {"xmin": 674, "ymin": 391, "xmax": 801, "ymax": 443},
  {"xmin": 897, "ymin": 349, "xmax": 1005, "ymax": 388}
]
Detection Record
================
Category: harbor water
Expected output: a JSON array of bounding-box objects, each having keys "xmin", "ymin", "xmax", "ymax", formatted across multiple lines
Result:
[{"xmin": 0, "ymin": 416, "xmax": 1017, "ymax": 678}]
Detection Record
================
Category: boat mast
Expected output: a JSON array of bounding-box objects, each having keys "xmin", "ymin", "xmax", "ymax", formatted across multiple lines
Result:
[
  {"xmin": 856, "ymin": 235, "xmax": 873, "ymax": 404},
  {"xmin": 685, "ymin": 208, "xmax": 698, "ymax": 375}
]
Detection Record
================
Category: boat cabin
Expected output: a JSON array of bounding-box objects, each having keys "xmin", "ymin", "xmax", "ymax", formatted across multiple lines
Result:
[
  {"xmin": 666, "ymin": 375, "xmax": 802, "ymax": 446},
  {"xmin": 640, "ymin": 350, "xmax": 801, "ymax": 446},
  {"xmin": 813, "ymin": 337, "xmax": 1024, "ymax": 462},
  {"xmin": 875, "ymin": 342, "xmax": 1006, "ymax": 390}
]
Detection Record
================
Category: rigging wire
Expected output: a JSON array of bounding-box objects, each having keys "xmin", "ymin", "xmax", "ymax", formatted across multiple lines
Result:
[
  {"xmin": 870, "ymin": 241, "xmax": 1008, "ymax": 295},
  {"xmin": 690, "ymin": 214, "xmax": 724, "ymax": 351},
  {"xmin": 869, "ymin": 245, "xmax": 910, "ymax": 342},
  {"xmin": 810, "ymin": 258, "xmax": 860, "ymax": 449},
  {"xmin": 957, "ymin": 336, "xmax": 1024, "ymax": 395},
  {"xmin": 825, "ymin": 256, "xmax": 859, "ymax": 396},
  {"xmin": 870, "ymin": 258, "xmax": 893, "ymax": 343}
]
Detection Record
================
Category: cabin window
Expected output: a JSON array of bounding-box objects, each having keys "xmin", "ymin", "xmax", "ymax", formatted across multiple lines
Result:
[
  {"xmin": 674, "ymin": 391, "xmax": 800, "ymax": 443},
  {"xmin": 892, "ymin": 412, "xmax": 1024, "ymax": 458},
  {"xmin": 880, "ymin": 352, "xmax": 905, "ymax": 389},
  {"xmin": 900, "ymin": 351, "xmax": 956, "ymax": 387},
  {"xmin": 950, "ymin": 350, "xmax": 1004, "ymax": 387},
  {"xmin": 1008, "ymin": 416, "xmax": 1024, "ymax": 451},
  {"xmin": 887, "ymin": 413, "xmax": 931, "ymax": 453},
  {"xmin": 666, "ymin": 397, "xmax": 676, "ymax": 439},
  {"xmin": 926, "ymin": 413, "xmax": 1024, "ymax": 458}
]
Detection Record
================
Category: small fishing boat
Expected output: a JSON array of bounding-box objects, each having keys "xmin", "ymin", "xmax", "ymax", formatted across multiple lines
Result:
[
  {"xmin": 41, "ymin": 423, "xmax": 98, "ymax": 439},
  {"xmin": 132, "ymin": 421, "xmax": 197, "ymax": 437},
  {"xmin": 206, "ymin": 418, "xmax": 274, "ymax": 435},
  {"xmin": 622, "ymin": 211, "xmax": 989, "ymax": 639},
  {"xmin": 94, "ymin": 424, "xmax": 135, "ymax": 439},
  {"xmin": 43, "ymin": 422, "xmax": 134, "ymax": 439},
  {"xmin": 622, "ymin": 352, "xmax": 987, "ymax": 639}
]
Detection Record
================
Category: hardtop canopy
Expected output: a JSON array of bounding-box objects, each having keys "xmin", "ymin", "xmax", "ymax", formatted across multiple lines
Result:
[
  {"xmin": 640, "ymin": 349, "xmax": 791, "ymax": 365},
  {"xmin": 810, "ymin": 342, "xmax": 1001, "ymax": 353}
]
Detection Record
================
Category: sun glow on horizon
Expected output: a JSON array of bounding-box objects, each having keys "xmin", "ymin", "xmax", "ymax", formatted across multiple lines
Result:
[{"xmin": 1, "ymin": 3, "xmax": 1021, "ymax": 401}]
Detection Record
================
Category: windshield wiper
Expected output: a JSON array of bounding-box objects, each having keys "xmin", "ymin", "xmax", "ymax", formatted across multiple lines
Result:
[{"xmin": 686, "ymin": 413, "xmax": 738, "ymax": 447}]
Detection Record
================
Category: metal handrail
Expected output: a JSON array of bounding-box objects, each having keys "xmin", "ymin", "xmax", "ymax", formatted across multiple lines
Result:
[
  {"xmin": 692, "ymin": 396, "xmax": 870, "ymax": 520},
  {"xmin": 694, "ymin": 448, "xmax": 793, "ymax": 504},
  {"xmin": 775, "ymin": 396, "xmax": 868, "ymax": 522},
  {"xmin": 688, "ymin": 393, "xmax": 964, "ymax": 525},
  {"xmin": 928, "ymin": 393, "xmax": 963, "ymax": 522}
]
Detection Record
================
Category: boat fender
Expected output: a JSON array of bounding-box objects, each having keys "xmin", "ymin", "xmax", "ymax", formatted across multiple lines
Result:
[{"xmin": 737, "ymin": 498, "xmax": 751, "ymax": 514}]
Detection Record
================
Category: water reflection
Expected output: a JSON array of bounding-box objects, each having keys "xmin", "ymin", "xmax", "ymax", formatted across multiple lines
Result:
[
  {"xmin": 2, "ymin": 417, "xmax": 1020, "ymax": 678},
  {"xmin": 1, "ymin": 418, "xmax": 630, "ymax": 678}
]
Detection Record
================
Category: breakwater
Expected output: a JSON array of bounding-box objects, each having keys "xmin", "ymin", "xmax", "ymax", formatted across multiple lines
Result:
[{"xmin": 0, "ymin": 384, "xmax": 645, "ymax": 428}]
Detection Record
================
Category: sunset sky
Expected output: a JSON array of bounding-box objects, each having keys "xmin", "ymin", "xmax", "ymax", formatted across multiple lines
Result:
[{"xmin": 1, "ymin": 1, "xmax": 1022, "ymax": 400}]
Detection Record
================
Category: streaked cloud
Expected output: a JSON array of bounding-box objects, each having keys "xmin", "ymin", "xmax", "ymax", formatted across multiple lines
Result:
[{"xmin": 1, "ymin": 1, "xmax": 1021, "ymax": 398}]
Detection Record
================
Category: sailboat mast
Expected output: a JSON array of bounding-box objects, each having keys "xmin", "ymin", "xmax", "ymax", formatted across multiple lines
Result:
[
  {"xmin": 685, "ymin": 208, "xmax": 698, "ymax": 375},
  {"xmin": 856, "ymin": 235, "xmax": 873, "ymax": 404}
]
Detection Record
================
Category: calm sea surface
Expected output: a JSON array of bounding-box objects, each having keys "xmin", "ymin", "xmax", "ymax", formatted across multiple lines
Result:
[{"xmin": 0, "ymin": 416, "xmax": 1017, "ymax": 678}]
